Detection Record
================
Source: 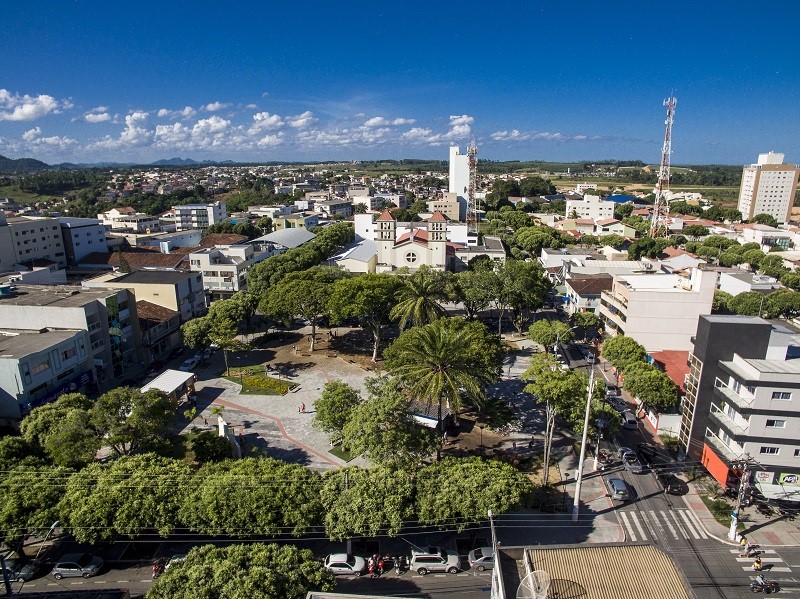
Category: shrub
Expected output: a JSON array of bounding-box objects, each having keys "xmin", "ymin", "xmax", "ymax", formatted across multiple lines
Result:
[{"xmin": 241, "ymin": 375, "xmax": 291, "ymax": 394}]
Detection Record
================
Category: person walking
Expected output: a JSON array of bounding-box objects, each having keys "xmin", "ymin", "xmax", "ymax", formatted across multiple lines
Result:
[{"xmin": 299, "ymin": 402, "xmax": 306, "ymax": 413}]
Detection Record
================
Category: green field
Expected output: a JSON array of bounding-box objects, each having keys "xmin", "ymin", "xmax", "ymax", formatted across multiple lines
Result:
[{"xmin": 0, "ymin": 184, "xmax": 61, "ymax": 205}]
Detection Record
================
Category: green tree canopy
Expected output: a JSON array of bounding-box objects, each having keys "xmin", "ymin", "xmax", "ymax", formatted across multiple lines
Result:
[
  {"xmin": 682, "ymin": 225, "xmax": 709, "ymax": 239},
  {"xmin": 764, "ymin": 289, "xmax": 800, "ymax": 319},
  {"xmin": 751, "ymin": 213, "xmax": 779, "ymax": 228},
  {"xmin": 20, "ymin": 393, "xmax": 99, "ymax": 467},
  {"xmin": 452, "ymin": 264, "xmax": 498, "ymax": 320},
  {"xmin": 190, "ymin": 431, "xmax": 234, "ymax": 463},
  {"xmin": 179, "ymin": 458, "xmax": 322, "ymax": 536},
  {"xmin": 601, "ymin": 336, "xmax": 647, "ymax": 371},
  {"xmin": 415, "ymin": 457, "xmax": 534, "ymax": 530},
  {"xmin": 146, "ymin": 543, "xmax": 335, "ymax": 599},
  {"xmin": 341, "ymin": 377, "xmax": 437, "ymax": 467},
  {"xmin": 328, "ymin": 273, "xmax": 403, "ymax": 361},
  {"xmin": 59, "ymin": 454, "xmax": 192, "ymax": 543},
  {"xmin": 712, "ymin": 290, "xmax": 733, "ymax": 313},
  {"xmin": 599, "ymin": 234, "xmax": 626, "ymax": 248},
  {"xmin": 90, "ymin": 387, "xmax": 177, "ymax": 456},
  {"xmin": 571, "ymin": 311, "xmax": 601, "ymax": 333},
  {"xmin": 728, "ymin": 291, "xmax": 766, "ymax": 316},
  {"xmin": 389, "ymin": 265, "xmax": 449, "ymax": 330},
  {"xmin": 313, "ymin": 381, "xmax": 362, "ymax": 442},
  {"xmin": 0, "ymin": 463, "xmax": 70, "ymax": 550},
  {"xmin": 499, "ymin": 260, "xmax": 551, "ymax": 333},
  {"xmin": 519, "ymin": 175, "xmax": 555, "ymax": 197},
  {"xmin": 622, "ymin": 362, "xmax": 679, "ymax": 412},
  {"xmin": 320, "ymin": 467, "xmax": 414, "ymax": 540},
  {"xmin": 384, "ymin": 318, "xmax": 503, "ymax": 424},
  {"xmin": 262, "ymin": 266, "xmax": 349, "ymax": 350},
  {"xmin": 528, "ymin": 319, "xmax": 574, "ymax": 352}
]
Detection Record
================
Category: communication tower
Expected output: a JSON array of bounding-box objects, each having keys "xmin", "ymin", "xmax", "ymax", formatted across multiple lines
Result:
[
  {"xmin": 649, "ymin": 96, "xmax": 677, "ymax": 238},
  {"xmin": 467, "ymin": 139, "xmax": 478, "ymax": 233}
]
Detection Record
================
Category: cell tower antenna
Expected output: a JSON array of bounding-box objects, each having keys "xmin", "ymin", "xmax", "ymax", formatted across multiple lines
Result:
[
  {"xmin": 467, "ymin": 139, "xmax": 478, "ymax": 233},
  {"xmin": 649, "ymin": 96, "xmax": 677, "ymax": 238}
]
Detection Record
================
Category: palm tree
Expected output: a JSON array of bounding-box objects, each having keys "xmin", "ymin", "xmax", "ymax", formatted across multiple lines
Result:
[
  {"xmin": 389, "ymin": 265, "xmax": 448, "ymax": 330},
  {"xmin": 384, "ymin": 318, "xmax": 503, "ymax": 458}
]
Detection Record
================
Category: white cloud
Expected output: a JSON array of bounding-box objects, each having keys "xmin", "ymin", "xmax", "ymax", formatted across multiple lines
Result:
[
  {"xmin": 85, "ymin": 112, "xmax": 111, "ymax": 123},
  {"xmin": 248, "ymin": 111, "xmax": 284, "ymax": 135},
  {"xmin": 491, "ymin": 129, "xmax": 527, "ymax": 141},
  {"xmin": 0, "ymin": 89, "xmax": 63, "ymax": 121},
  {"xmin": 257, "ymin": 133, "xmax": 284, "ymax": 147},
  {"xmin": 21, "ymin": 126, "xmax": 76, "ymax": 150},
  {"xmin": 22, "ymin": 127, "xmax": 42, "ymax": 142},
  {"xmin": 154, "ymin": 122, "xmax": 191, "ymax": 146},
  {"xmin": 490, "ymin": 129, "xmax": 591, "ymax": 142},
  {"xmin": 261, "ymin": 91, "xmax": 269, "ymax": 98},
  {"xmin": 364, "ymin": 116, "xmax": 417, "ymax": 127},
  {"xmin": 157, "ymin": 106, "xmax": 197, "ymax": 119},
  {"xmin": 286, "ymin": 110, "xmax": 317, "ymax": 128},
  {"xmin": 203, "ymin": 101, "xmax": 229, "ymax": 112},
  {"xmin": 391, "ymin": 117, "xmax": 416, "ymax": 126},
  {"xmin": 449, "ymin": 114, "xmax": 474, "ymax": 126},
  {"xmin": 245, "ymin": 103, "xmax": 257, "ymax": 109},
  {"xmin": 402, "ymin": 127, "xmax": 434, "ymax": 142}
]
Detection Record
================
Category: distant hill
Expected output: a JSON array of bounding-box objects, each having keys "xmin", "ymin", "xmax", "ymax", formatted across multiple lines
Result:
[
  {"xmin": 0, "ymin": 154, "xmax": 49, "ymax": 174},
  {"xmin": 151, "ymin": 157, "xmax": 200, "ymax": 166}
]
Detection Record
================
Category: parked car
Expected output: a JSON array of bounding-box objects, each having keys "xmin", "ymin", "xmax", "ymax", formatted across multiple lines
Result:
[
  {"xmin": 164, "ymin": 554, "xmax": 186, "ymax": 571},
  {"xmin": 621, "ymin": 410, "xmax": 638, "ymax": 430},
  {"xmin": 606, "ymin": 477, "xmax": 630, "ymax": 501},
  {"xmin": 637, "ymin": 443, "xmax": 659, "ymax": 464},
  {"xmin": 323, "ymin": 553, "xmax": 366, "ymax": 576},
  {"xmin": 605, "ymin": 384, "xmax": 618, "ymax": 397},
  {"xmin": 621, "ymin": 450, "xmax": 644, "ymax": 474},
  {"xmin": 203, "ymin": 346, "xmax": 215, "ymax": 360},
  {"xmin": 169, "ymin": 346, "xmax": 186, "ymax": 360},
  {"xmin": 178, "ymin": 357, "xmax": 199, "ymax": 372},
  {"xmin": 467, "ymin": 547, "xmax": 494, "ymax": 571},
  {"xmin": 605, "ymin": 396, "xmax": 627, "ymax": 412},
  {"xmin": 3, "ymin": 559, "xmax": 38, "ymax": 582},
  {"xmin": 409, "ymin": 547, "xmax": 461, "ymax": 575},
  {"xmin": 51, "ymin": 553, "xmax": 103, "ymax": 579}
]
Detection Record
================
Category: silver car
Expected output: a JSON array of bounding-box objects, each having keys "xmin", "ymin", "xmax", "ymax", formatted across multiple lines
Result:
[
  {"xmin": 51, "ymin": 553, "xmax": 103, "ymax": 579},
  {"xmin": 323, "ymin": 553, "xmax": 366, "ymax": 576},
  {"xmin": 467, "ymin": 546, "xmax": 494, "ymax": 571},
  {"xmin": 409, "ymin": 547, "xmax": 461, "ymax": 575}
]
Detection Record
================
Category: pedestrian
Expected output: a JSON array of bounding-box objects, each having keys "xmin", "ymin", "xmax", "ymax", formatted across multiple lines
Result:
[
  {"xmin": 378, "ymin": 557, "xmax": 385, "ymax": 575},
  {"xmin": 299, "ymin": 402, "xmax": 306, "ymax": 413},
  {"xmin": 512, "ymin": 441, "xmax": 517, "ymax": 450},
  {"xmin": 739, "ymin": 534, "xmax": 748, "ymax": 548},
  {"xmin": 528, "ymin": 438, "xmax": 534, "ymax": 450}
]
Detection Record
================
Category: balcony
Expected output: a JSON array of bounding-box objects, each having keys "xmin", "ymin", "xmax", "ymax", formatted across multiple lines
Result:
[
  {"xmin": 704, "ymin": 427, "xmax": 741, "ymax": 463},
  {"xmin": 708, "ymin": 402, "xmax": 749, "ymax": 439},
  {"xmin": 713, "ymin": 377, "xmax": 754, "ymax": 412}
]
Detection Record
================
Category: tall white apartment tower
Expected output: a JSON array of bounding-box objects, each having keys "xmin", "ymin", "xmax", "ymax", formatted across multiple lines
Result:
[
  {"xmin": 449, "ymin": 146, "xmax": 470, "ymax": 199},
  {"xmin": 737, "ymin": 152, "xmax": 800, "ymax": 224}
]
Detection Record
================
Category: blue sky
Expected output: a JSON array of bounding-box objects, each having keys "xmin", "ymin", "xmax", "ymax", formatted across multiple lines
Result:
[{"xmin": 1, "ymin": 1, "xmax": 798, "ymax": 165}]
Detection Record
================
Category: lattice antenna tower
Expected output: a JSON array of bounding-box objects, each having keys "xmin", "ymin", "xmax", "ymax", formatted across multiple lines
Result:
[
  {"xmin": 467, "ymin": 139, "xmax": 478, "ymax": 233},
  {"xmin": 649, "ymin": 96, "xmax": 677, "ymax": 238}
]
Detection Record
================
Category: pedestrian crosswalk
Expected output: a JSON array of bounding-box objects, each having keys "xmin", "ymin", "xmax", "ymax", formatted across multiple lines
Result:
[
  {"xmin": 729, "ymin": 549, "xmax": 792, "ymax": 573},
  {"xmin": 618, "ymin": 508, "xmax": 709, "ymax": 542}
]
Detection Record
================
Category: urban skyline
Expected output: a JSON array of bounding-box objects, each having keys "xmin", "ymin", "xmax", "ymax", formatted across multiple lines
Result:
[{"xmin": 1, "ymin": 1, "xmax": 799, "ymax": 165}]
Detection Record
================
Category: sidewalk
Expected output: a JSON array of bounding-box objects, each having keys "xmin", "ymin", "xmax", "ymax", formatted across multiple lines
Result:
[{"xmin": 684, "ymin": 479, "xmax": 800, "ymax": 547}]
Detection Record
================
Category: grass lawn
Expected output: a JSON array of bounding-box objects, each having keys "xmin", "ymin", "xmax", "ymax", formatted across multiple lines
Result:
[
  {"xmin": 0, "ymin": 185, "xmax": 61, "ymax": 205},
  {"xmin": 224, "ymin": 364, "xmax": 295, "ymax": 395},
  {"xmin": 329, "ymin": 444, "xmax": 358, "ymax": 462}
]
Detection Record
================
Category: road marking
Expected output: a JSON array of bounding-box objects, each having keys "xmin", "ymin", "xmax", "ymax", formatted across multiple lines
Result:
[
  {"xmin": 741, "ymin": 566, "xmax": 792, "ymax": 572},
  {"xmin": 639, "ymin": 510, "xmax": 658, "ymax": 540},
  {"xmin": 659, "ymin": 510, "xmax": 679, "ymax": 540},
  {"xmin": 736, "ymin": 557, "xmax": 785, "ymax": 563},
  {"xmin": 669, "ymin": 510, "xmax": 689, "ymax": 538},
  {"xmin": 677, "ymin": 509, "xmax": 701, "ymax": 539},
  {"xmin": 619, "ymin": 511, "xmax": 637, "ymax": 541},
  {"xmin": 682, "ymin": 509, "xmax": 709, "ymax": 539},
  {"xmin": 648, "ymin": 510, "xmax": 670, "ymax": 540},
  {"xmin": 629, "ymin": 511, "xmax": 647, "ymax": 541}
]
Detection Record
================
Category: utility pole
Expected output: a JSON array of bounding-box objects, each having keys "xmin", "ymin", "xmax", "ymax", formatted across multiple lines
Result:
[
  {"xmin": 572, "ymin": 367, "xmax": 595, "ymax": 522},
  {"xmin": 0, "ymin": 555, "xmax": 11, "ymax": 595},
  {"xmin": 729, "ymin": 456, "xmax": 754, "ymax": 541}
]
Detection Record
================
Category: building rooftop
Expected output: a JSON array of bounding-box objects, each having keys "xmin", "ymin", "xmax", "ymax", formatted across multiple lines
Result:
[
  {"xmin": 0, "ymin": 284, "xmax": 119, "ymax": 308},
  {"xmin": 199, "ymin": 233, "xmax": 248, "ymax": 247},
  {"xmin": 566, "ymin": 274, "xmax": 613, "ymax": 295},
  {"xmin": 650, "ymin": 350, "xmax": 690, "ymax": 393},
  {"xmin": 136, "ymin": 300, "xmax": 179, "ymax": 326},
  {"xmin": 112, "ymin": 270, "xmax": 196, "ymax": 285},
  {"xmin": 58, "ymin": 217, "xmax": 102, "ymax": 227},
  {"xmin": 0, "ymin": 329, "xmax": 84, "ymax": 359},
  {"xmin": 332, "ymin": 239, "xmax": 377, "ymax": 263},
  {"xmin": 521, "ymin": 544, "xmax": 693, "ymax": 599},
  {"xmin": 253, "ymin": 228, "xmax": 316, "ymax": 248}
]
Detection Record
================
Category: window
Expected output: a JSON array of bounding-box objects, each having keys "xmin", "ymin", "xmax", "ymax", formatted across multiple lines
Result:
[
  {"xmin": 31, "ymin": 360, "xmax": 50, "ymax": 375},
  {"xmin": 772, "ymin": 391, "xmax": 792, "ymax": 401},
  {"xmin": 794, "ymin": 449, "xmax": 800, "ymax": 457},
  {"xmin": 405, "ymin": 251, "xmax": 418, "ymax": 264},
  {"xmin": 766, "ymin": 419, "xmax": 786, "ymax": 428},
  {"xmin": 760, "ymin": 446, "xmax": 779, "ymax": 455},
  {"xmin": 61, "ymin": 347, "xmax": 77, "ymax": 361}
]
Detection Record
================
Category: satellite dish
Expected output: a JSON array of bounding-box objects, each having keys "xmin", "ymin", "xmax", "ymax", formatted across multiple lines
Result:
[{"xmin": 517, "ymin": 570, "xmax": 550, "ymax": 599}]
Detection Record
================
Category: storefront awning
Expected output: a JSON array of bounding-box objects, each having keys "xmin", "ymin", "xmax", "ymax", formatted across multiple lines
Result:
[{"xmin": 755, "ymin": 483, "xmax": 800, "ymax": 502}]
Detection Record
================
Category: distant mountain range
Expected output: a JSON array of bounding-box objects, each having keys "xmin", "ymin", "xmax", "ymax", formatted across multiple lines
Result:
[{"xmin": 0, "ymin": 155, "xmax": 240, "ymax": 174}]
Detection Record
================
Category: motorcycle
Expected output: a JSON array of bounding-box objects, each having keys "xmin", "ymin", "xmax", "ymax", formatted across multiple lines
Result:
[{"xmin": 750, "ymin": 579, "xmax": 779, "ymax": 593}]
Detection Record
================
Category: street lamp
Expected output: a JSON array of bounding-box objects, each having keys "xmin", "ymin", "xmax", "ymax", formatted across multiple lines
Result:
[
  {"xmin": 478, "ymin": 423, "xmax": 485, "ymax": 450},
  {"xmin": 572, "ymin": 367, "xmax": 595, "ymax": 523},
  {"xmin": 553, "ymin": 325, "xmax": 579, "ymax": 355}
]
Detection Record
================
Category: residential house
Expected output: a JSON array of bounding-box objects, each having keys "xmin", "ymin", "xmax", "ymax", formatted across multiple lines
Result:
[
  {"xmin": 173, "ymin": 201, "xmax": 227, "ymax": 231},
  {"xmin": 563, "ymin": 274, "xmax": 613, "ymax": 315},
  {"xmin": 58, "ymin": 217, "xmax": 109, "ymax": 265}
]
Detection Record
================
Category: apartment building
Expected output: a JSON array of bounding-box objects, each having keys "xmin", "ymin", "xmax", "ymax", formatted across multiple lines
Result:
[
  {"xmin": 98, "ymin": 207, "xmax": 161, "ymax": 233},
  {"xmin": 59, "ymin": 217, "xmax": 109, "ymax": 264},
  {"xmin": 136, "ymin": 300, "xmax": 181, "ymax": 363},
  {"xmin": 6, "ymin": 216, "xmax": 67, "ymax": 268},
  {"xmin": 314, "ymin": 198, "xmax": 353, "ymax": 218},
  {"xmin": 188, "ymin": 242, "xmax": 271, "ymax": 301},
  {"xmin": 427, "ymin": 193, "xmax": 465, "ymax": 222},
  {"xmin": 737, "ymin": 152, "xmax": 800, "ymax": 224},
  {"xmin": 684, "ymin": 315, "xmax": 800, "ymax": 497},
  {"xmin": 0, "ymin": 215, "xmax": 16, "ymax": 274},
  {"xmin": 83, "ymin": 270, "xmax": 206, "ymax": 322},
  {"xmin": 598, "ymin": 267, "xmax": 716, "ymax": 351},
  {"xmin": 565, "ymin": 194, "xmax": 615, "ymax": 221},
  {"xmin": 449, "ymin": 146, "xmax": 470, "ymax": 200},
  {"xmin": 563, "ymin": 274, "xmax": 613, "ymax": 315},
  {"xmin": 273, "ymin": 213, "xmax": 320, "ymax": 230},
  {"xmin": 0, "ymin": 284, "xmax": 143, "ymax": 389},
  {"xmin": 173, "ymin": 201, "xmax": 227, "ymax": 231}
]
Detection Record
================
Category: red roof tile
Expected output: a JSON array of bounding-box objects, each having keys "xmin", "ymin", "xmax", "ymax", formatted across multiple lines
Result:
[
  {"xmin": 429, "ymin": 210, "xmax": 447, "ymax": 222},
  {"xmin": 376, "ymin": 209, "xmax": 395, "ymax": 222},
  {"xmin": 650, "ymin": 350, "xmax": 690, "ymax": 394}
]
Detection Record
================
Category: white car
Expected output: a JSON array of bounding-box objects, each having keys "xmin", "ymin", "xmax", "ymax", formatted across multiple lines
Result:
[
  {"xmin": 323, "ymin": 553, "xmax": 366, "ymax": 576},
  {"xmin": 605, "ymin": 396, "xmax": 627, "ymax": 412},
  {"xmin": 178, "ymin": 357, "xmax": 199, "ymax": 372},
  {"xmin": 621, "ymin": 410, "xmax": 638, "ymax": 430}
]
